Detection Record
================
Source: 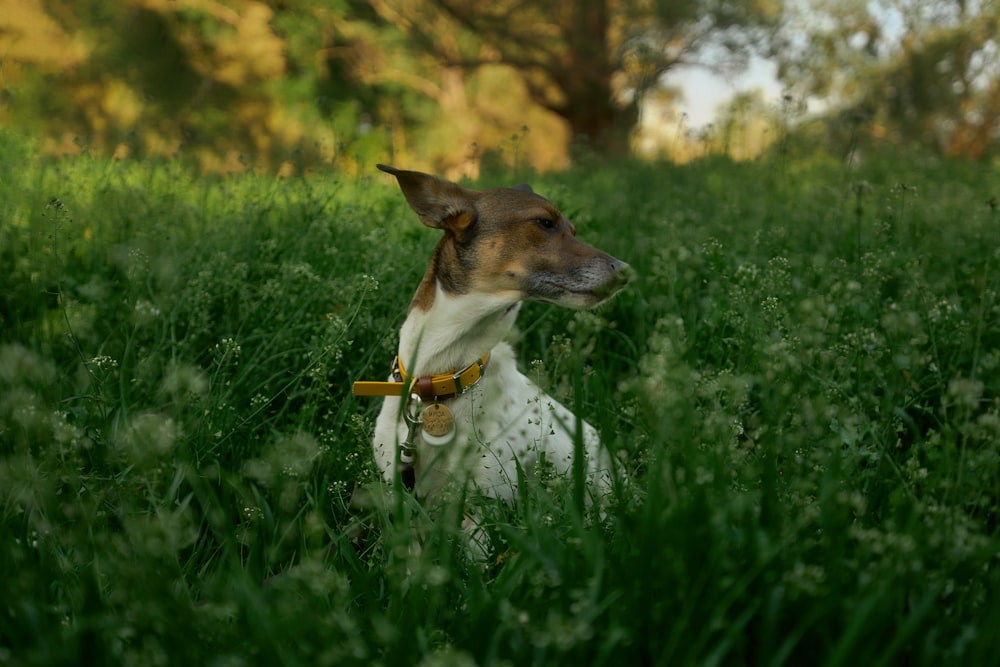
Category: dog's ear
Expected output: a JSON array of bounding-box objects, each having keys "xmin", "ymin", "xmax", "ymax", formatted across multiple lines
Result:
[
  {"xmin": 377, "ymin": 164, "xmax": 477, "ymax": 233},
  {"xmin": 512, "ymin": 183, "xmax": 534, "ymax": 193}
]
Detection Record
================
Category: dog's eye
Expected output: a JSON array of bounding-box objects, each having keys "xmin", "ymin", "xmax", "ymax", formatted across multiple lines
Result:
[{"xmin": 534, "ymin": 217, "xmax": 556, "ymax": 230}]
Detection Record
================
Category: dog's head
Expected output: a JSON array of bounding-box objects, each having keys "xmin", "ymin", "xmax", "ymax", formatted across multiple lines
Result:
[{"xmin": 379, "ymin": 164, "xmax": 631, "ymax": 311}]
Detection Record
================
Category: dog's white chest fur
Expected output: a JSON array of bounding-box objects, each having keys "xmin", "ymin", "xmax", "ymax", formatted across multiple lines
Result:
[{"xmin": 372, "ymin": 342, "xmax": 606, "ymax": 504}]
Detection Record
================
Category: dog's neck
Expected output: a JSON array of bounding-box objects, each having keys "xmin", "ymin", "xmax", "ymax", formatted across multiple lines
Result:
[{"xmin": 398, "ymin": 280, "xmax": 520, "ymax": 378}]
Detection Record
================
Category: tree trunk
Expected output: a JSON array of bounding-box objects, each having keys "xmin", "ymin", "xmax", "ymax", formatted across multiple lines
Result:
[
  {"xmin": 554, "ymin": 1, "xmax": 634, "ymax": 156},
  {"xmin": 561, "ymin": 98, "xmax": 637, "ymax": 157}
]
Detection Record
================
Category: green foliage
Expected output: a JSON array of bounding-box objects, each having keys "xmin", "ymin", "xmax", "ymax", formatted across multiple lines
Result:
[
  {"xmin": 779, "ymin": 0, "xmax": 1000, "ymax": 158},
  {"xmin": 2, "ymin": 130, "xmax": 999, "ymax": 665},
  {"xmin": 2, "ymin": 0, "xmax": 784, "ymax": 171}
]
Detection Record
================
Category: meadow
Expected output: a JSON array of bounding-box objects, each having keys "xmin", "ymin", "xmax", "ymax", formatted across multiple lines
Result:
[{"xmin": 2, "ymin": 131, "xmax": 999, "ymax": 665}]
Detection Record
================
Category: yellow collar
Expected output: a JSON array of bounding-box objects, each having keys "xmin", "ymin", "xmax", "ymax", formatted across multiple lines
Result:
[{"xmin": 353, "ymin": 352, "xmax": 491, "ymax": 401}]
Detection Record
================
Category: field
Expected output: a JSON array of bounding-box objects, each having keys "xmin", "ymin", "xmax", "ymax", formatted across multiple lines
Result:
[{"xmin": 2, "ymin": 131, "xmax": 999, "ymax": 665}]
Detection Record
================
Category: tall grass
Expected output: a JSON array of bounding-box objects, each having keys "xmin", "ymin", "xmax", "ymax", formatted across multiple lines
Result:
[{"xmin": 2, "ymin": 131, "xmax": 998, "ymax": 665}]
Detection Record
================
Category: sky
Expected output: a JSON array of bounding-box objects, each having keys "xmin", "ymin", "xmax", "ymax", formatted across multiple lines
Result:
[
  {"xmin": 632, "ymin": 55, "xmax": 786, "ymax": 157},
  {"xmin": 666, "ymin": 56, "xmax": 784, "ymax": 129}
]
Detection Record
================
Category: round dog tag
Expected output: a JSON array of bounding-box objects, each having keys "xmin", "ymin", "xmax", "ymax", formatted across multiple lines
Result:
[{"xmin": 421, "ymin": 402, "xmax": 455, "ymax": 445}]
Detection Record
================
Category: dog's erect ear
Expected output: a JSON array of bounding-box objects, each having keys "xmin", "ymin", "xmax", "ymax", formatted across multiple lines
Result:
[
  {"xmin": 512, "ymin": 183, "xmax": 534, "ymax": 193},
  {"xmin": 377, "ymin": 164, "xmax": 477, "ymax": 232}
]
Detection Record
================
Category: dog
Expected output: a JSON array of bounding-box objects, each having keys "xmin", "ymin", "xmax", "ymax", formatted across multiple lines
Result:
[{"xmin": 354, "ymin": 164, "xmax": 631, "ymax": 517}]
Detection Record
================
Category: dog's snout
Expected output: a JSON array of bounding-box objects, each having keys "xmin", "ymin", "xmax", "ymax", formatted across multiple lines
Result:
[
  {"xmin": 608, "ymin": 257, "xmax": 628, "ymax": 274},
  {"xmin": 608, "ymin": 257, "xmax": 633, "ymax": 284},
  {"xmin": 587, "ymin": 255, "xmax": 632, "ymax": 302}
]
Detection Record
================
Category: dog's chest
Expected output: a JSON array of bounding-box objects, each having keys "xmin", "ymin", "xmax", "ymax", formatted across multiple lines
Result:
[{"xmin": 415, "ymin": 353, "xmax": 581, "ymax": 499}]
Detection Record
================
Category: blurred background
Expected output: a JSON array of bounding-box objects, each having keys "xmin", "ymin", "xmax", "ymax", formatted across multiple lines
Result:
[{"xmin": 2, "ymin": 0, "xmax": 998, "ymax": 176}]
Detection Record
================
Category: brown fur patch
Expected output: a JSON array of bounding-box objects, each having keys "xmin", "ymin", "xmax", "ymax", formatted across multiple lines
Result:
[
  {"xmin": 384, "ymin": 165, "xmax": 627, "ymax": 311},
  {"xmin": 409, "ymin": 250, "xmax": 439, "ymax": 313}
]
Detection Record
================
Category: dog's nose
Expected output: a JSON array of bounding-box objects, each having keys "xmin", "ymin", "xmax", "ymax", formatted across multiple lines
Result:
[
  {"xmin": 609, "ymin": 257, "xmax": 634, "ymax": 284},
  {"xmin": 592, "ymin": 256, "xmax": 632, "ymax": 300}
]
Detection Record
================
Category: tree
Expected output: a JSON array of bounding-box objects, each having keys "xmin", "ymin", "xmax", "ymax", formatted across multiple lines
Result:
[
  {"xmin": 2, "ymin": 0, "xmax": 784, "ymax": 170},
  {"xmin": 1, "ymin": 0, "xmax": 570, "ymax": 173},
  {"xmin": 364, "ymin": 0, "xmax": 784, "ymax": 156},
  {"xmin": 2, "ymin": 0, "xmax": 335, "ymax": 171},
  {"xmin": 778, "ymin": 0, "xmax": 1000, "ymax": 159}
]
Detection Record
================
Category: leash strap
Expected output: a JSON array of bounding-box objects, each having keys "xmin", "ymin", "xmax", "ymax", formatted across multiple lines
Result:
[{"xmin": 351, "ymin": 380, "xmax": 408, "ymax": 397}]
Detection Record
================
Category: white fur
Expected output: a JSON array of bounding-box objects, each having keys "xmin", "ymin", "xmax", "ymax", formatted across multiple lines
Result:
[{"xmin": 372, "ymin": 283, "xmax": 611, "ymax": 505}]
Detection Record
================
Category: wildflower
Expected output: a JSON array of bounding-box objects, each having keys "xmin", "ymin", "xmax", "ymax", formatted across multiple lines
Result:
[
  {"xmin": 0, "ymin": 344, "xmax": 57, "ymax": 387},
  {"xmin": 117, "ymin": 412, "xmax": 180, "ymax": 464},
  {"xmin": 88, "ymin": 355, "xmax": 119, "ymax": 371},
  {"xmin": 160, "ymin": 363, "xmax": 208, "ymax": 402},
  {"xmin": 243, "ymin": 432, "xmax": 319, "ymax": 510},
  {"xmin": 852, "ymin": 180, "xmax": 873, "ymax": 196},
  {"xmin": 132, "ymin": 299, "xmax": 161, "ymax": 326},
  {"xmin": 947, "ymin": 377, "xmax": 984, "ymax": 411},
  {"xmin": 213, "ymin": 337, "xmax": 242, "ymax": 371}
]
